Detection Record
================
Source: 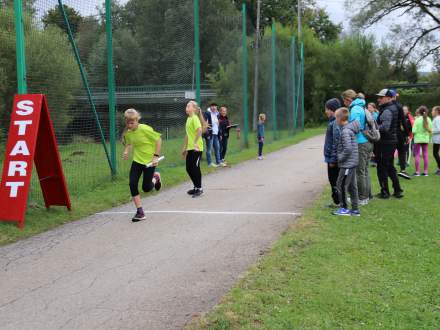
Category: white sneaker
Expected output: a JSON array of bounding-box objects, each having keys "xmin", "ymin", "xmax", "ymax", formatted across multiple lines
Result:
[
  {"xmin": 220, "ymin": 162, "xmax": 227, "ymax": 167},
  {"xmin": 258, "ymin": 156, "xmax": 263, "ymax": 160},
  {"xmin": 209, "ymin": 163, "xmax": 218, "ymax": 168},
  {"xmin": 359, "ymin": 199, "xmax": 369, "ymax": 206}
]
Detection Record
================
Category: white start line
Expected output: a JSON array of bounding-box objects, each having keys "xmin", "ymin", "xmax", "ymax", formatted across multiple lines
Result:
[{"xmin": 96, "ymin": 210, "xmax": 302, "ymax": 216}]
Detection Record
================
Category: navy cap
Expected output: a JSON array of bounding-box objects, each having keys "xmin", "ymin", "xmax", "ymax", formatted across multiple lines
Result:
[{"xmin": 325, "ymin": 98, "xmax": 341, "ymax": 112}]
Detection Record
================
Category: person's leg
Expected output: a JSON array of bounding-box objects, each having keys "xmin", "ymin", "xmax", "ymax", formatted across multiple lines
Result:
[
  {"xmin": 129, "ymin": 162, "xmax": 146, "ymax": 220},
  {"xmin": 258, "ymin": 142, "xmax": 263, "ymax": 157},
  {"xmin": 356, "ymin": 143, "xmax": 371, "ymax": 201},
  {"xmin": 213, "ymin": 135, "xmax": 221, "ymax": 164},
  {"xmin": 385, "ymin": 144, "xmax": 402, "ymax": 194},
  {"xmin": 414, "ymin": 143, "xmax": 421, "ymax": 174},
  {"xmin": 205, "ymin": 137, "xmax": 213, "ymax": 165},
  {"xmin": 347, "ymin": 168, "xmax": 359, "ymax": 211},
  {"xmin": 397, "ymin": 140, "xmax": 407, "ymax": 171},
  {"xmin": 422, "ymin": 143, "xmax": 429, "ymax": 174},
  {"xmin": 336, "ymin": 168, "xmax": 348, "ymax": 209},
  {"xmin": 186, "ymin": 151, "xmax": 196, "ymax": 187},
  {"xmin": 434, "ymin": 144, "xmax": 440, "ymax": 170},
  {"xmin": 327, "ymin": 164, "xmax": 340, "ymax": 205},
  {"xmin": 141, "ymin": 166, "xmax": 155, "ymax": 193},
  {"xmin": 221, "ymin": 137, "xmax": 228, "ymax": 161},
  {"xmin": 376, "ymin": 144, "xmax": 388, "ymax": 196},
  {"xmin": 193, "ymin": 151, "xmax": 203, "ymax": 189}
]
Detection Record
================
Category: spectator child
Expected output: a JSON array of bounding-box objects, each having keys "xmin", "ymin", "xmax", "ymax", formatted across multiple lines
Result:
[
  {"xmin": 333, "ymin": 107, "xmax": 361, "ymax": 217},
  {"xmin": 257, "ymin": 114, "xmax": 266, "ymax": 160},
  {"xmin": 412, "ymin": 106, "xmax": 432, "ymax": 176},
  {"xmin": 432, "ymin": 106, "xmax": 440, "ymax": 175},
  {"xmin": 218, "ymin": 106, "xmax": 230, "ymax": 165},
  {"xmin": 323, "ymin": 98, "xmax": 341, "ymax": 206}
]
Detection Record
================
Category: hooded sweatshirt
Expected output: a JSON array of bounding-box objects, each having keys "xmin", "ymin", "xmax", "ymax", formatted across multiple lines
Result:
[
  {"xmin": 349, "ymin": 98, "xmax": 368, "ymax": 144},
  {"xmin": 337, "ymin": 120, "xmax": 360, "ymax": 169}
]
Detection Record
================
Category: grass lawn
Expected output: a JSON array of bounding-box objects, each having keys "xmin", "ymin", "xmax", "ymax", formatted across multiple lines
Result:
[
  {"xmin": 189, "ymin": 150, "xmax": 440, "ymax": 329},
  {"xmin": 0, "ymin": 128, "xmax": 323, "ymax": 245}
]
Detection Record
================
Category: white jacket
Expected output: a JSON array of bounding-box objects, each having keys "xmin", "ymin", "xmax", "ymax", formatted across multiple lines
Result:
[{"xmin": 433, "ymin": 116, "xmax": 440, "ymax": 144}]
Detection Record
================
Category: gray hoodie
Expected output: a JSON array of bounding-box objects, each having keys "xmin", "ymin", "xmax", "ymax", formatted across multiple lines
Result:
[{"xmin": 337, "ymin": 120, "xmax": 360, "ymax": 169}]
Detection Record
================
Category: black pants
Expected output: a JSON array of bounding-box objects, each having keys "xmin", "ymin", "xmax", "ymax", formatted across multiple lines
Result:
[
  {"xmin": 327, "ymin": 164, "xmax": 340, "ymax": 205},
  {"xmin": 258, "ymin": 142, "xmax": 264, "ymax": 157},
  {"xmin": 397, "ymin": 139, "xmax": 409, "ymax": 171},
  {"xmin": 186, "ymin": 150, "xmax": 202, "ymax": 188},
  {"xmin": 376, "ymin": 143, "xmax": 402, "ymax": 195},
  {"xmin": 220, "ymin": 136, "xmax": 228, "ymax": 160},
  {"xmin": 129, "ymin": 161, "xmax": 155, "ymax": 197},
  {"xmin": 434, "ymin": 144, "xmax": 440, "ymax": 169}
]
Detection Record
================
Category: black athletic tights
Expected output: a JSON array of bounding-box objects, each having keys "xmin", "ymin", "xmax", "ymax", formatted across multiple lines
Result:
[
  {"xmin": 434, "ymin": 144, "xmax": 440, "ymax": 169},
  {"xmin": 129, "ymin": 161, "xmax": 155, "ymax": 197},
  {"xmin": 186, "ymin": 150, "xmax": 202, "ymax": 189}
]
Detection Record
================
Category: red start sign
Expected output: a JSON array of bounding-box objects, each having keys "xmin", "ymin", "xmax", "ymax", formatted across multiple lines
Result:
[{"xmin": 0, "ymin": 94, "xmax": 71, "ymax": 228}]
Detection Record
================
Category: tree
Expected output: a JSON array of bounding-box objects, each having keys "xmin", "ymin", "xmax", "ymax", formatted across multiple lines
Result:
[
  {"xmin": 42, "ymin": 4, "xmax": 84, "ymax": 37},
  {"xmin": 405, "ymin": 62, "xmax": 419, "ymax": 83},
  {"xmin": 349, "ymin": 0, "xmax": 440, "ymax": 66}
]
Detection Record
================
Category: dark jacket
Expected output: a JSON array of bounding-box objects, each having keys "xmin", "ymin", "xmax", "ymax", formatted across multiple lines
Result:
[
  {"xmin": 203, "ymin": 109, "xmax": 215, "ymax": 139},
  {"xmin": 337, "ymin": 120, "xmax": 360, "ymax": 169},
  {"xmin": 394, "ymin": 101, "xmax": 411, "ymax": 140},
  {"xmin": 378, "ymin": 101, "xmax": 399, "ymax": 145},
  {"xmin": 218, "ymin": 115, "xmax": 230, "ymax": 139},
  {"xmin": 257, "ymin": 123, "xmax": 265, "ymax": 140},
  {"xmin": 324, "ymin": 116, "xmax": 340, "ymax": 164}
]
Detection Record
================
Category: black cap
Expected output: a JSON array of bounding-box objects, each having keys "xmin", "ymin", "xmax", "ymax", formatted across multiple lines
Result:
[{"xmin": 325, "ymin": 98, "xmax": 341, "ymax": 112}]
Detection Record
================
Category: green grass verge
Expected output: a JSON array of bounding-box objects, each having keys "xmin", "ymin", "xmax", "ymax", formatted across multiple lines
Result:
[
  {"xmin": 0, "ymin": 128, "xmax": 323, "ymax": 246},
  {"xmin": 189, "ymin": 149, "xmax": 440, "ymax": 330}
]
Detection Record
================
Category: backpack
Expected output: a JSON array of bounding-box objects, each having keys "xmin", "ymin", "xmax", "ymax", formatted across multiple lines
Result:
[{"xmin": 363, "ymin": 109, "xmax": 380, "ymax": 142}]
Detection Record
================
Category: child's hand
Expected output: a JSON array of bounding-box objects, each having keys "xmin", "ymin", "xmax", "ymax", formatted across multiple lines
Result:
[
  {"xmin": 122, "ymin": 151, "xmax": 129, "ymax": 160},
  {"xmin": 151, "ymin": 156, "xmax": 159, "ymax": 167}
]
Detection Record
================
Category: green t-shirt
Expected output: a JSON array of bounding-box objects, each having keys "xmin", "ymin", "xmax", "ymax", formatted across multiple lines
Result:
[
  {"xmin": 186, "ymin": 115, "xmax": 204, "ymax": 151},
  {"xmin": 124, "ymin": 124, "xmax": 161, "ymax": 164},
  {"xmin": 412, "ymin": 116, "xmax": 432, "ymax": 144}
]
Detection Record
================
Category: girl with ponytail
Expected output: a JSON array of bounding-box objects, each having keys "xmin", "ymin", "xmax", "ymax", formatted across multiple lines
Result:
[{"xmin": 412, "ymin": 106, "xmax": 432, "ymax": 176}]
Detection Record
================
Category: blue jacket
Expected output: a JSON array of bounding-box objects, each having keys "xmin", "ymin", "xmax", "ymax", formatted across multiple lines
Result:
[
  {"xmin": 257, "ymin": 123, "xmax": 265, "ymax": 140},
  {"xmin": 349, "ymin": 98, "xmax": 368, "ymax": 144},
  {"xmin": 324, "ymin": 116, "xmax": 340, "ymax": 164}
]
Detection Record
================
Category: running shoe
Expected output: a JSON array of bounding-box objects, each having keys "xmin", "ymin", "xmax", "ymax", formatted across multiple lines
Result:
[
  {"xmin": 398, "ymin": 171, "xmax": 411, "ymax": 180},
  {"xmin": 350, "ymin": 210, "xmax": 361, "ymax": 217},
  {"xmin": 359, "ymin": 199, "xmax": 369, "ymax": 206},
  {"xmin": 258, "ymin": 156, "xmax": 263, "ymax": 160},
  {"xmin": 332, "ymin": 208, "xmax": 351, "ymax": 216},
  {"xmin": 413, "ymin": 172, "xmax": 420, "ymax": 177},
  {"xmin": 209, "ymin": 163, "xmax": 219, "ymax": 168},
  {"xmin": 393, "ymin": 191, "xmax": 404, "ymax": 199},
  {"xmin": 153, "ymin": 172, "xmax": 162, "ymax": 191},
  {"xmin": 132, "ymin": 210, "xmax": 146, "ymax": 222},
  {"xmin": 421, "ymin": 173, "xmax": 429, "ymax": 177},
  {"xmin": 187, "ymin": 188, "xmax": 196, "ymax": 195},
  {"xmin": 376, "ymin": 192, "xmax": 390, "ymax": 199},
  {"xmin": 220, "ymin": 162, "xmax": 227, "ymax": 167},
  {"xmin": 192, "ymin": 188, "xmax": 204, "ymax": 198}
]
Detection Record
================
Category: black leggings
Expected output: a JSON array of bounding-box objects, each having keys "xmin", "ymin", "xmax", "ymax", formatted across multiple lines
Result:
[
  {"xmin": 434, "ymin": 144, "xmax": 440, "ymax": 169},
  {"xmin": 258, "ymin": 142, "xmax": 264, "ymax": 157},
  {"xmin": 129, "ymin": 161, "xmax": 155, "ymax": 197},
  {"xmin": 220, "ymin": 136, "xmax": 228, "ymax": 160},
  {"xmin": 186, "ymin": 150, "xmax": 202, "ymax": 189}
]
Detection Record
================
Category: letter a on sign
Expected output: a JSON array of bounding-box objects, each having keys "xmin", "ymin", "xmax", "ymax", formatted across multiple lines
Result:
[{"xmin": 0, "ymin": 95, "xmax": 71, "ymax": 228}]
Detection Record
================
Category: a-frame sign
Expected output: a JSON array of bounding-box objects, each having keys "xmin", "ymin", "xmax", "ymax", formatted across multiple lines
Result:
[{"xmin": 0, "ymin": 94, "xmax": 71, "ymax": 228}]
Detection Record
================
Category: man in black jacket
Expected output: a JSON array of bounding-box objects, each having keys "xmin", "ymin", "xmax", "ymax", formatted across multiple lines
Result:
[{"xmin": 376, "ymin": 89, "xmax": 404, "ymax": 199}]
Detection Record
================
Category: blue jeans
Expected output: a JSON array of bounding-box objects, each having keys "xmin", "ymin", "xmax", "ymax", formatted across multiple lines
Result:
[{"xmin": 205, "ymin": 135, "xmax": 221, "ymax": 165}]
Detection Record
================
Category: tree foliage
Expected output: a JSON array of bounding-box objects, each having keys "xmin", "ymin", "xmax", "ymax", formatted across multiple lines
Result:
[{"xmin": 349, "ymin": 0, "xmax": 440, "ymax": 65}]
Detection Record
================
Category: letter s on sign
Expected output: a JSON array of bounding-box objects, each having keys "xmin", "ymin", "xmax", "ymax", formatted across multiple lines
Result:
[{"xmin": 16, "ymin": 100, "xmax": 34, "ymax": 116}]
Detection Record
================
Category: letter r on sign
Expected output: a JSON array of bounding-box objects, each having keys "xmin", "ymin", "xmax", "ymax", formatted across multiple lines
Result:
[{"xmin": 8, "ymin": 161, "xmax": 28, "ymax": 177}]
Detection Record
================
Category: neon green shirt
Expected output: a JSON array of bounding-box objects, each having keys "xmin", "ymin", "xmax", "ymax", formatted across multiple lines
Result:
[
  {"xmin": 412, "ymin": 116, "xmax": 432, "ymax": 144},
  {"xmin": 186, "ymin": 115, "xmax": 204, "ymax": 151},
  {"xmin": 124, "ymin": 124, "xmax": 161, "ymax": 164}
]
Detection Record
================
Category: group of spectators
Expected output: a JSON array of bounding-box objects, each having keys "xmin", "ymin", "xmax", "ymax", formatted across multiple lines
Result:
[{"xmin": 324, "ymin": 88, "xmax": 440, "ymax": 217}]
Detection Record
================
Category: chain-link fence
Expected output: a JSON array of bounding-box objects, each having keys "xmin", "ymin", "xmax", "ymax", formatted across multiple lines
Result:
[{"xmin": 0, "ymin": 0, "xmax": 305, "ymax": 207}]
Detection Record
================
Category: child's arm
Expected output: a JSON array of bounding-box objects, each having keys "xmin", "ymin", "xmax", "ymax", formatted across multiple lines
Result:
[
  {"xmin": 194, "ymin": 128, "xmax": 202, "ymax": 151},
  {"xmin": 152, "ymin": 137, "xmax": 162, "ymax": 166},
  {"xmin": 182, "ymin": 135, "xmax": 188, "ymax": 157},
  {"xmin": 122, "ymin": 144, "xmax": 132, "ymax": 160}
]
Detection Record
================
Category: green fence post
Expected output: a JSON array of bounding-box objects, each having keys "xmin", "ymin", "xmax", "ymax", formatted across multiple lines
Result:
[
  {"xmin": 58, "ymin": 0, "xmax": 114, "ymax": 173},
  {"xmin": 291, "ymin": 36, "xmax": 297, "ymax": 132},
  {"xmin": 106, "ymin": 0, "xmax": 117, "ymax": 176},
  {"xmin": 242, "ymin": 3, "xmax": 249, "ymax": 147},
  {"xmin": 301, "ymin": 42, "xmax": 305, "ymax": 130},
  {"xmin": 271, "ymin": 21, "xmax": 277, "ymax": 140},
  {"xmin": 194, "ymin": 0, "xmax": 201, "ymax": 104},
  {"xmin": 14, "ymin": 0, "xmax": 27, "ymax": 94}
]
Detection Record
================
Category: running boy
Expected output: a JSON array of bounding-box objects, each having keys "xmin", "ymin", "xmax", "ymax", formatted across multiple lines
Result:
[
  {"xmin": 323, "ymin": 98, "xmax": 341, "ymax": 206},
  {"xmin": 122, "ymin": 109, "xmax": 162, "ymax": 222},
  {"xmin": 182, "ymin": 101, "xmax": 207, "ymax": 198},
  {"xmin": 257, "ymin": 113, "xmax": 266, "ymax": 160},
  {"xmin": 333, "ymin": 107, "xmax": 361, "ymax": 217}
]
